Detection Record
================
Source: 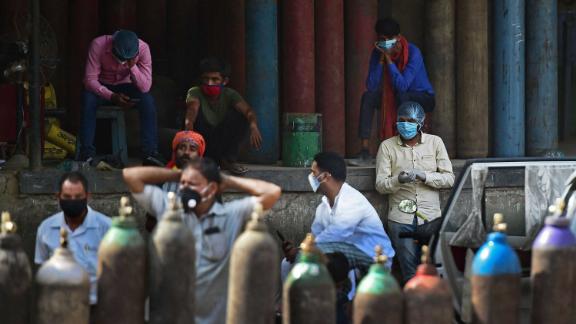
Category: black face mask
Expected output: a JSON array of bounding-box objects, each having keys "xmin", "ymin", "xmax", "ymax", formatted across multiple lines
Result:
[
  {"xmin": 180, "ymin": 188, "xmax": 201, "ymax": 213},
  {"xmin": 59, "ymin": 199, "xmax": 88, "ymax": 218}
]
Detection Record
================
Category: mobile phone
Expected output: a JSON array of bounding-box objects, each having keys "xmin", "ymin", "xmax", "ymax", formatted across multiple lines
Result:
[
  {"xmin": 129, "ymin": 98, "xmax": 141, "ymax": 103},
  {"xmin": 276, "ymin": 230, "xmax": 286, "ymax": 242}
]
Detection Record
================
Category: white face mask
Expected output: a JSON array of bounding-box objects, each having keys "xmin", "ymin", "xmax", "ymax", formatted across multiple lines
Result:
[{"xmin": 308, "ymin": 173, "xmax": 321, "ymax": 193}]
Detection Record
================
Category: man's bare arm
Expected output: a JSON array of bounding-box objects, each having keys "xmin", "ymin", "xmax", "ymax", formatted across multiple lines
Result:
[
  {"xmin": 123, "ymin": 167, "xmax": 181, "ymax": 193},
  {"xmin": 185, "ymin": 98, "xmax": 200, "ymax": 130},
  {"xmin": 220, "ymin": 175, "xmax": 281, "ymax": 210}
]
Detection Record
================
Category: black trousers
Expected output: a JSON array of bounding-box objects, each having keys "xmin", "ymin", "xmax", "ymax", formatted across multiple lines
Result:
[
  {"xmin": 194, "ymin": 107, "xmax": 249, "ymax": 164},
  {"xmin": 358, "ymin": 90, "xmax": 435, "ymax": 140}
]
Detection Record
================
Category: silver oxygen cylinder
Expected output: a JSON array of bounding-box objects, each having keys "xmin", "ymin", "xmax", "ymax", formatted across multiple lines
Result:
[
  {"xmin": 36, "ymin": 227, "xmax": 90, "ymax": 324},
  {"xmin": 149, "ymin": 192, "xmax": 196, "ymax": 324},
  {"xmin": 227, "ymin": 202, "xmax": 279, "ymax": 324},
  {"xmin": 0, "ymin": 211, "xmax": 32, "ymax": 324}
]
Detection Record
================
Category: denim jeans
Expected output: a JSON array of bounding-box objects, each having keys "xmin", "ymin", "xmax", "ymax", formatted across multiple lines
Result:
[
  {"xmin": 358, "ymin": 90, "xmax": 435, "ymax": 140},
  {"xmin": 387, "ymin": 217, "xmax": 420, "ymax": 284},
  {"xmin": 78, "ymin": 83, "xmax": 158, "ymax": 159}
]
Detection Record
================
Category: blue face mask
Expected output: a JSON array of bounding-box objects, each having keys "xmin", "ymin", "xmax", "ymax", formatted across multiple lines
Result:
[{"xmin": 396, "ymin": 121, "xmax": 419, "ymax": 140}]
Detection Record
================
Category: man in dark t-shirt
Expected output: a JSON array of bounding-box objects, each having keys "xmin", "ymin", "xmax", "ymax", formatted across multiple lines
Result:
[{"xmin": 185, "ymin": 58, "xmax": 262, "ymax": 175}]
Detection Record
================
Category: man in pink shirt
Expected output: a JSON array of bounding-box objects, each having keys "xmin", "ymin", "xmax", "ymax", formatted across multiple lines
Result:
[{"xmin": 78, "ymin": 29, "xmax": 164, "ymax": 166}]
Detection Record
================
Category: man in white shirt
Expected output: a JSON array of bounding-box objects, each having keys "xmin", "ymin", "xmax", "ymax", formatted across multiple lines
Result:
[
  {"xmin": 35, "ymin": 171, "xmax": 112, "ymax": 307},
  {"xmin": 375, "ymin": 101, "xmax": 454, "ymax": 283},
  {"xmin": 282, "ymin": 152, "xmax": 394, "ymax": 275},
  {"xmin": 123, "ymin": 158, "xmax": 281, "ymax": 324}
]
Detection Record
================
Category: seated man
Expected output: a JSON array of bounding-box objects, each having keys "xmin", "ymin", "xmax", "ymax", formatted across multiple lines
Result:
[
  {"xmin": 355, "ymin": 18, "xmax": 435, "ymax": 162},
  {"xmin": 375, "ymin": 101, "xmax": 454, "ymax": 284},
  {"xmin": 79, "ymin": 29, "xmax": 164, "ymax": 166},
  {"xmin": 184, "ymin": 57, "xmax": 263, "ymax": 175},
  {"xmin": 282, "ymin": 152, "xmax": 394, "ymax": 278},
  {"xmin": 123, "ymin": 159, "xmax": 281, "ymax": 324},
  {"xmin": 35, "ymin": 171, "xmax": 111, "ymax": 308}
]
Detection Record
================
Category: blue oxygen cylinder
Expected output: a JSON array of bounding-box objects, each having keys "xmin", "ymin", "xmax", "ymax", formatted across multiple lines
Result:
[{"xmin": 471, "ymin": 213, "xmax": 521, "ymax": 324}]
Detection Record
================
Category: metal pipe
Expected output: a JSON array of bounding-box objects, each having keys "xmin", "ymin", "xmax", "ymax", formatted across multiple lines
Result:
[
  {"xmin": 426, "ymin": 0, "xmax": 456, "ymax": 157},
  {"xmin": 526, "ymin": 0, "xmax": 558, "ymax": 156},
  {"xmin": 245, "ymin": 0, "xmax": 279, "ymax": 163},
  {"xmin": 493, "ymin": 0, "xmax": 526, "ymax": 157},
  {"xmin": 29, "ymin": 0, "xmax": 41, "ymax": 170}
]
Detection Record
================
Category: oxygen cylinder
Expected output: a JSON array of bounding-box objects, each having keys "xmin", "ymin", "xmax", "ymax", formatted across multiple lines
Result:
[
  {"xmin": 227, "ymin": 202, "xmax": 279, "ymax": 324},
  {"xmin": 96, "ymin": 197, "xmax": 146, "ymax": 324},
  {"xmin": 471, "ymin": 213, "xmax": 521, "ymax": 324},
  {"xmin": 531, "ymin": 200, "xmax": 576, "ymax": 324},
  {"xmin": 403, "ymin": 245, "xmax": 453, "ymax": 324},
  {"xmin": 283, "ymin": 233, "xmax": 335, "ymax": 324},
  {"xmin": 149, "ymin": 192, "xmax": 195, "ymax": 324},
  {"xmin": 0, "ymin": 211, "xmax": 32, "ymax": 324},
  {"xmin": 36, "ymin": 227, "xmax": 90, "ymax": 324},
  {"xmin": 353, "ymin": 245, "xmax": 403, "ymax": 324}
]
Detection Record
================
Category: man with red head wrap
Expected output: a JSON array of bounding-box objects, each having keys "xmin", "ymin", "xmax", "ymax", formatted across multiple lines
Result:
[{"xmin": 166, "ymin": 130, "xmax": 206, "ymax": 169}]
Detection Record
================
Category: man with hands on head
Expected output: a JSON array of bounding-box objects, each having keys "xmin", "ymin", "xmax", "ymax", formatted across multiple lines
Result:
[
  {"xmin": 123, "ymin": 159, "xmax": 281, "ymax": 324},
  {"xmin": 79, "ymin": 29, "xmax": 164, "ymax": 166},
  {"xmin": 375, "ymin": 101, "xmax": 454, "ymax": 284}
]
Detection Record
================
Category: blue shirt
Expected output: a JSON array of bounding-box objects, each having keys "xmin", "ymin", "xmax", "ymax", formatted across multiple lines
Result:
[
  {"xmin": 365, "ymin": 44, "xmax": 434, "ymax": 95},
  {"xmin": 311, "ymin": 183, "xmax": 395, "ymax": 267},
  {"xmin": 34, "ymin": 207, "xmax": 112, "ymax": 305}
]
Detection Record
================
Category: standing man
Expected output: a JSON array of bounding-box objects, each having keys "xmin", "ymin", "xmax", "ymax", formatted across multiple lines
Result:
[
  {"xmin": 185, "ymin": 57, "xmax": 263, "ymax": 175},
  {"xmin": 123, "ymin": 159, "xmax": 281, "ymax": 324},
  {"xmin": 375, "ymin": 101, "xmax": 453, "ymax": 284},
  {"xmin": 79, "ymin": 29, "xmax": 164, "ymax": 166},
  {"xmin": 35, "ymin": 172, "xmax": 112, "ymax": 308},
  {"xmin": 355, "ymin": 18, "xmax": 435, "ymax": 163}
]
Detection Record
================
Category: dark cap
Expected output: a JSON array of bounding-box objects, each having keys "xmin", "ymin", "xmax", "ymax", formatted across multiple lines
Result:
[{"xmin": 112, "ymin": 30, "xmax": 139, "ymax": 61}]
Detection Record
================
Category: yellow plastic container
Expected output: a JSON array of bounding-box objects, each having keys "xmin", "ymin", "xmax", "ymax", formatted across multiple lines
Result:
[
  {"xmin": 45, "ymin": 123, "xmax": 76, "ymax": 154},
  {"xmin": 44, "ymin": 141, "xmax": 67, "ymax": 160}
]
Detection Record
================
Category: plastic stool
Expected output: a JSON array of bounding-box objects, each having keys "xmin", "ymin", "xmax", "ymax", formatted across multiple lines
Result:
[{"xmin": 96, "ymin": 106, "xmax": 128, "ymax": 164}]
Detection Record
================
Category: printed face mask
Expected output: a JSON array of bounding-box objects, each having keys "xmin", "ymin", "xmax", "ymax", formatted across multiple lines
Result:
[
  {"xmin": 377, "ymin": 38, "xmax": 397, "ymax": 50},
  {"xmin": 396, "ymin": 121, "xmax": 419, "ymax": 140}
]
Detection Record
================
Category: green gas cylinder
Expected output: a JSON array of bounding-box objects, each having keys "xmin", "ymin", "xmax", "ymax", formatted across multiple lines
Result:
[
  {"xmin": 0, "ymin": 212, "xmax": 32, "ymax": 324},
  {"xmin": 96, "ymin": 197, "xmax": 146, "ymax": 324},
  {"xmin": 227, "ymin": 203, "xmax": 279, "ymax": 324},
  {"xmin": 283, "ymin": 234, "xmax": 335, "ymax": 324},
  {"xmin": 353, "ymin": 245, "xmax": 403, "ymax": 324},
  {"xmin": 149, "ymin": 192, "xmax": 195, "ymax": 324},
  {"xmin": 36, "ymin": 227, "xmax": 90, "ymax": 324}
]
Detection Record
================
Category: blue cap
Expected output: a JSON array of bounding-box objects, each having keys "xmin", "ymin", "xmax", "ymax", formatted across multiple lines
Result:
[
  {"xmin": 397, "ymin": 101, "xmax": 425, "ymax": 126},
  {"xmin": 112, "ymin": 30, "xmax": 139, "ymax": 61}
]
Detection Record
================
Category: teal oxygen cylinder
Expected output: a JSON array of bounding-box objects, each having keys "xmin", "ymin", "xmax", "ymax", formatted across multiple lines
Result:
[
  {"xmin": 471, "ymin": 213, "xmax": 521, "ymax": 324},
  {"xmin": 353, "ymin": 245, "xmax": 403, "ymax": 324}
]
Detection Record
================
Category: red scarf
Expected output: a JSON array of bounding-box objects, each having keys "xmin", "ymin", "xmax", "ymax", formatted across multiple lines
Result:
[{"xmin": 380, "ymin": 36, "xmax": 409, "ymax": 140}]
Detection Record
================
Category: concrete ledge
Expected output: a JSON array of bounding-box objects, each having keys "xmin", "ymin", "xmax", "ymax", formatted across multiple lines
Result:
[{"xmin": 17, "ymin": 159, "xmax": 525, "ymax": 194}]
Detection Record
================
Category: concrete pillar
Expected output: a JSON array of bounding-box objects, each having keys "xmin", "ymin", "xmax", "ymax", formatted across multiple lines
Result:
[
  {"xmin": 425, "ymin": 0, "xmax": 456, "ymax": 157},
  {"xmin": 345, "ymin": 0, "xmax": 378, "ymax": 157},
  {"xmin": 526, "ymin": 0, "xmax": 558, "ymax": 156},
  {"xmin": 245, "ymin": 0, "xmax": 279, "ymax": 163},
  {"xmin": 493, "ymin": 0, "xmax": 525, "ymax": 157},
  {"xmin": 316, "ymin": 0, "xmax": 345, "ymax": 155},
  {"xmin": 282, "ymin": 0, "xmax": 315, "ymax": 114},
  {"xmin": 456, "ymin": 0, "xmax": 489, "ymax": 158}
]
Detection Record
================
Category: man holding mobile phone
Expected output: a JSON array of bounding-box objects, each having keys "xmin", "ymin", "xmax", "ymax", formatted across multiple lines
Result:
[
  {"xmin": 79, "ymin": 29, "xmax": 165, "ymax": 166},
  {"xmin": 352, "ymin": 18, "xmax": 435, "ymax": 165}
]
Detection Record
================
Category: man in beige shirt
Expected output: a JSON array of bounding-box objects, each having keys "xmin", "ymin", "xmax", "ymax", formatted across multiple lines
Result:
[{"xmin": 375, "ymin": 101, "xmax": 454, "ymax": 283}]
